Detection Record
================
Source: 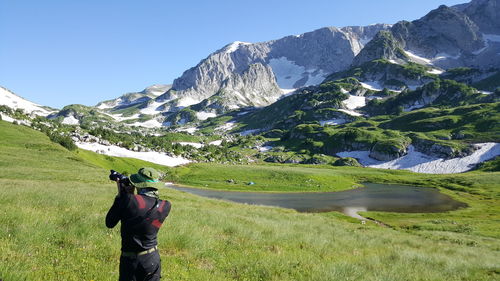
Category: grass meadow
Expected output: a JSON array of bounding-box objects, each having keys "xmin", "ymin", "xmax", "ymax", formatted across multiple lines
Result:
[{"xmin": 0, "ymin": 120, "xmax": 499, "ymax": 280}]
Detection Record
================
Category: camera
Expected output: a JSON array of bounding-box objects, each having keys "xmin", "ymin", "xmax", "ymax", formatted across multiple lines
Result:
[{"xmin": 109, "ymin": 170, "xmax": 132, "ymax": 186}]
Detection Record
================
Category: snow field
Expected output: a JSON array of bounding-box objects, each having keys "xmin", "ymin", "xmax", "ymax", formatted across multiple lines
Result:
[
  {"xmin": 337, "ymin": 143, "xmax": 500, "ymax": 174},
  {"xmin": 75, "ymin": 142, "xmax": 191, "ymax": 167},
  {"xmin": 268, "ymin": 57, "xmax": 326, "ymax": 89},
  {"xmin": 0, "ymin": 87, "xmax": 52, "ymax": 116}
]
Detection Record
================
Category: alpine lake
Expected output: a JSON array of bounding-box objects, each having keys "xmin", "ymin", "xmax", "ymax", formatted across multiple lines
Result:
[{"xmin": 168, "ymin": 183, "xmax": 467, "ymax": 219}]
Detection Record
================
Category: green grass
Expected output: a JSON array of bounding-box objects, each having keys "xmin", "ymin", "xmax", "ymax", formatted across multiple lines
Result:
[
  {"xmin": 169, "ymin": 162, "xmax": 500, "ymax": 238},
  {"xmin": 167, "ymin": 163, "xmax": 362, "ymax": 192},
  {"xmin": 1, "ymin": 120, "xmax": 500, "ymax": 280}
]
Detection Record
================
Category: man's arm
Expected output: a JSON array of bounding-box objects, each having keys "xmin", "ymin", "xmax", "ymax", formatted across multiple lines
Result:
[
  {"xmin": 105, "ymin": 181, "xmax": 128, "ymax": 228},
  {"xmin": 105, "ymin": 196, "xmax": 122, "ymax": 228}
]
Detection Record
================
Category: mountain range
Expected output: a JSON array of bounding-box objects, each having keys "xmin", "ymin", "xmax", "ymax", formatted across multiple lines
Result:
[
  {"xmin": 1, "ymin": 0, "xmax": 496, "ymax": 127},
  {"xmin": 1, "ymin": 0, "xmax": 499, "ymax": 172}
]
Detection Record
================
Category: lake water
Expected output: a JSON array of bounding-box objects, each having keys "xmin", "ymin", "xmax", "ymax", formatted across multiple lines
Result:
[{"xmin": 168, "ymin": 183, "xmax": 467, "ymax": 217}]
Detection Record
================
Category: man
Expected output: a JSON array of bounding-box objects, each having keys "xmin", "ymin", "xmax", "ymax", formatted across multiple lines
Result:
[{"xmin": 106, "ymin": 167, "xmax": 172, "ymax": 281}]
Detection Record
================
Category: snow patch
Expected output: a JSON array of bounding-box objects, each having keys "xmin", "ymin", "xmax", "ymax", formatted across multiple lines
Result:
[
  {"xmin": 258, "ymin": 145, "xmax": 273, "ymax": 152},
  {"xmin": 280, "ymin": 88, "xmax": 297, "ymax": 97},
  {"xmin": 140, "ymin": 101, "xmax": 164, "ymax": 115},
  {"xmin": 127, "ymin": 119, "xmax": 163, "ymax": 128},
  {"xmin": 196, "ymin": 111, "xmax": 216, "ymax": 121},
  {"xmin": 359, "ymin": 81, "xmax": 383, "ymax": 91},
  {"xmin": 269, "ymin": 57, "xmax": 306, "ymax": 88},
  {"xmin": 269, "ymin": 57, "xmax": 326, "ymax": 88},
  {"xmin": 0, "ymin": 113, "xmax": 15, "ymax": 122},
  {"xmin": 109, "ymin": 113, "xmax": 141, "ymax": 122},
  {"xmin": 338, "ymin": 109, "xmax": 363, "ymax": 117},
  {"xmin": 319, "ymin": 119, "xmax": 346, "ymax": 126},
  {"xmin": 433, "ymin": 53, "xmax": 460, "ymax": 61},
  {"xmin": 61, "ymin": 115, "xmax": 80, "ymax": 125},
  {"xmin": 97, "ymin": 103, "xmax": 113, "ymax": 110},
  {"xmin": 427, "ymin": 68, "xmax": 444, "ymax": 75},
  {"xmin": 209, "ymin": 140, "xmax": 223, "ymax": 146},
  {"xmin": 176, "ymin": 142, "xmax": 204, "ymax": 148},
  {"xmin": 177, "ymin": 97, "xmax": 201, "ymax": 108},
  {"xmin": 145, "ymin": 85, "xmax": 170, "ymax": 96},
  {"xmin": 177, "ymin": 127, "xmax": 198, "ymax": 134},
  {"xmin": 305, "ymin": 68, "xmax": 328, "ymax": 86},
  {"xmin": 404, "ymin": 50, "xmax": 431, "ymax": 64},
  {"xmin": 216, "ymin": 121, "xmax": 237, "ymax": 132},
  {"xmin": 75, "ymin": 142, "xmax": 191, "ymax": 167},
  {"xmin": 224, "ymin": 41, "xmax": 251, "ymax": 54},
  {"xmin": 343, "ymin": 95, "xmax": 366, "ymax": 110},
  {"xmin": 337, "ymin": 143, "xmax": 500, "ymax": 174}
]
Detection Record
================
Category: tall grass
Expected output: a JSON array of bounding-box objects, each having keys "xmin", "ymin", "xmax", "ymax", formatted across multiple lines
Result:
[{"xmin": 0, "ymin": 121, "xmax": 499, "ymax": 280}]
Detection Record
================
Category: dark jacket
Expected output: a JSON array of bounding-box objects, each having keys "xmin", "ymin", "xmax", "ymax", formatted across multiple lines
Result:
[{"xmin": 106, "ymin": 193, "xmax": 171, "ymax": 252}]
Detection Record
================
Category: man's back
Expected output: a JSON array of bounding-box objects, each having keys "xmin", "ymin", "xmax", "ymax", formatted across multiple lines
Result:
[
  {"xmin": 106, "ymin": 167, "xmax": 171, "ymax": 281},
  {"xmin": 106, "ymin": 193, "xmax": 172, "ymax": 252}
]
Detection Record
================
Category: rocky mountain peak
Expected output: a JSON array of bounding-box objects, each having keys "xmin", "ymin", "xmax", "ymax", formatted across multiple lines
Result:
[
  {"xmin": 352, "ymin": 30, "xmax": 407, "ymax": 66},
  {"xmin": 457, "ymin": 0, "xmax": 500, "ymax": 34},
  {"xmin": 157, "ymin": 23, "xmax": 389, "ymax": 116}
]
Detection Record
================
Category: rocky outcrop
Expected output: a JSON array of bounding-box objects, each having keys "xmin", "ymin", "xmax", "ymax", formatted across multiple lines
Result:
[
  {"xmin": 353, "ymin": 4, "xmax": 489, "ymax": 70},
  {"xmin": 369, "ymin": 140, "xmax": 410, "ymax": 161},
  {"xmin": 455, "ymin": 0, "xmax": 500, "ymax": 34},
  {"xmin": 332, "ymin": 157, "xmax": 361, "ymax": 167},
  {"xmin": 394, "ymin": 5, "xmax": 483, "ymax": 56},
  {"xmin": 96, "ymin": 85, "xmax": 171, "ymax": 110},
  {"xmin": 352, "ymin": 31, "xmax": 408, "ymax": 66},
  {"xmin": 410, "ymin": 135, "xmax": 477, "ymax": 159}
]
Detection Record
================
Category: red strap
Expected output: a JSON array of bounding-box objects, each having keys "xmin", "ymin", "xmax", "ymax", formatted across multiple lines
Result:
[
  {"xmin": 151, "ymin": 219, "xmax": 162, "ymax": 228},
  {"xmin": 158, "ymin": 201, "xmax": 166, "ymax": 213},
  {"xmin": 134, "ymin": 195, "xmax": 146, "ymax": 209}
]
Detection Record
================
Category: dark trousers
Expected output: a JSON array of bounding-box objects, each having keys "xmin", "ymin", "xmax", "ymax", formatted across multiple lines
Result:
[{"xmin": 119, "ymin": 251, "xmax": 161, "ymax": 281}]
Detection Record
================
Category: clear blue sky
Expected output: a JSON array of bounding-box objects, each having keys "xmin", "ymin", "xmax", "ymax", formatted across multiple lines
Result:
[{"xmin": 0, "ymin": 0, "xmax": 467, "ymax": 108}]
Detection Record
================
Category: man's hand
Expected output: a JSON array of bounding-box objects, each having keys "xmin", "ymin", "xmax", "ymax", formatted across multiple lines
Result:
[{"xmin": 116, "ymin": 179, "xmax": 134, "ymax": 196}]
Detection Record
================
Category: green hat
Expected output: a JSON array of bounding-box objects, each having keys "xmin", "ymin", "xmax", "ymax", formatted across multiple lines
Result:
[{"xmin": 130, "ymin": 167, "xmax": 164, "ymax": 190}]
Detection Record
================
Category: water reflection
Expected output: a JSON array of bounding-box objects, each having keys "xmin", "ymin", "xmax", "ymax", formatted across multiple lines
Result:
[{"xmin": 168, "ymin": 183, "xmax": 467, "ymax": 216}]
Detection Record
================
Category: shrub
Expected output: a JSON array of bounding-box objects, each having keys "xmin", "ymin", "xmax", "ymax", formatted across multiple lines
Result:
[{"xmin": 48, "ymin": 133, "xmax": 77, "ymax": 151}]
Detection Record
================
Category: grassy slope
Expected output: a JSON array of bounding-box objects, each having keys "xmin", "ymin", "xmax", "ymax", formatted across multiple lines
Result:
[{"xmin": 1, "ymin": 121, "xmax": 499, "ymax": 281}]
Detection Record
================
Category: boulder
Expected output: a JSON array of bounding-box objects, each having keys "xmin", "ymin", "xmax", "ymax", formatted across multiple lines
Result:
[
  {"xmin": 369, "ymin": 139, "xmax": 410, "ymax": 161},
  {"xmin": 332, "ymin": 157, "xmax": 362, "ymax": 167}
]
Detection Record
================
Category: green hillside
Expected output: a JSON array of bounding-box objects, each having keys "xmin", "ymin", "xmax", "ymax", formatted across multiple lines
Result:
[{"xmin": 1, "ymin": 120, "xmax": 499, "ymax": 280}]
